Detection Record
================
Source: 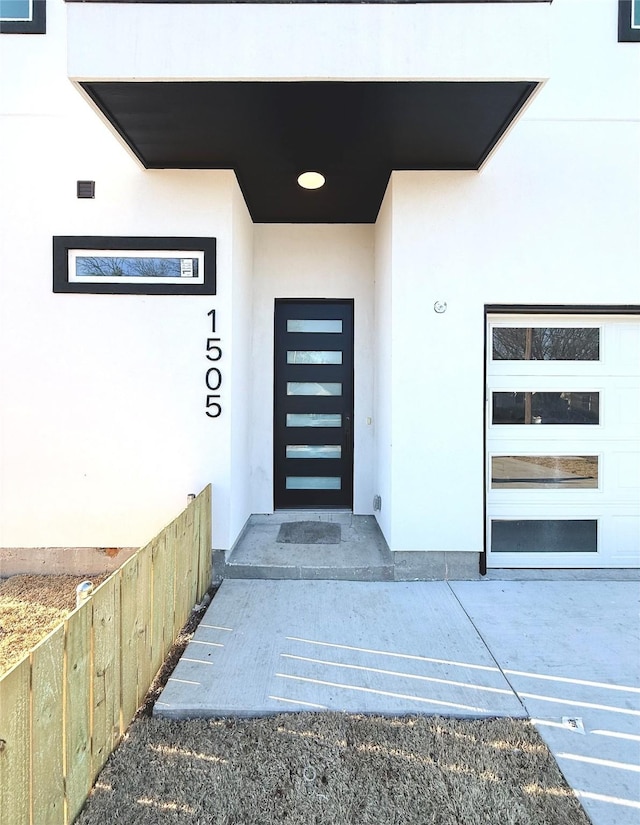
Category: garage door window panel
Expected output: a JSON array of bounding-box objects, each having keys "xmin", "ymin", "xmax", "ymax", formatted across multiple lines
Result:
[
  {"xmin": 491, "ymin": 519, "xmax": 598, "ymax": 554},
  {"xmin": 491, "ymin": 455, "xmax": 599, "ymax": 490},
  {"xmin": 492, "ymin": 327, "xmax": 600, "ymax": 361},
  {"xmin": 492, "ymin": 391, "xmax": 600, "ymax": 425}
]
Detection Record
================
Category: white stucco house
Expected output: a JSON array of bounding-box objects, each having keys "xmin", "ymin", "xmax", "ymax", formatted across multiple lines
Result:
[{"xmin": 1, "ymin": 0, "xmax": 638, "ymax": 577}]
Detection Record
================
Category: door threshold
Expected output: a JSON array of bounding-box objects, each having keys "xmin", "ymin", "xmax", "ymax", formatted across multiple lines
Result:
[
  {"xmin": 275, "ymin": 508, "xmax": 353, "ymax": 513},
  {"xmin": 248, "ymin": 511, "xmax": 354, "ymax": 526}
]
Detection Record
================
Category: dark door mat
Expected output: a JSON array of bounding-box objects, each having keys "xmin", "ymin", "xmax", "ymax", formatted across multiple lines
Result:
[{"xmin": 277, "ymin": 521, "xmax": 342, "ymax": 545}]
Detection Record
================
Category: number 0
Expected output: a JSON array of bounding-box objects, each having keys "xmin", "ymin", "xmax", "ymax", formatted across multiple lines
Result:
[{"xmin": 206, "ymin": 368, "xmax": 222, "ymax": 391}]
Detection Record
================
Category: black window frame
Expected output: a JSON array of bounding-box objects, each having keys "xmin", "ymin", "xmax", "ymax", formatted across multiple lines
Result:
[
  {"xmin": 53, "ymin": 236, "xmax": 217, "ymax": 295},
  {"xmin": 0, "ymin": 0, "xmax": 46, "ymax": 34},
  {"xmin": 619, "ymin": 0, "xmax": 640, "ymax": 42}
]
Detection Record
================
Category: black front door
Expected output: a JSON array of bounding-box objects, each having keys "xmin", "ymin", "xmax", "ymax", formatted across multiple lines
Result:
[{"xmin": 274, "ymin": 300, "xmax": 354, "ymax": 509}]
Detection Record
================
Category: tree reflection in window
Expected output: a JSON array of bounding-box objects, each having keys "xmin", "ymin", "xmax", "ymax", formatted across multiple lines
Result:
[
  {"xmin": 492, "ymin": 391, "xmax": 600, "ymax": 424},
  {"xmin": 493, "ymin": 328, "xmax": 599, "ymax": 361},
  {"xmin": 75, "ymin": 256, "xmax": 199, "ymax": 279}
]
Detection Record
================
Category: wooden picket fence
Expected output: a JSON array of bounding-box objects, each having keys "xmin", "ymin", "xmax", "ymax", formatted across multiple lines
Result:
[{"xmin": 0, "ymin": 485, "xmax": 212, "ymax": 825}]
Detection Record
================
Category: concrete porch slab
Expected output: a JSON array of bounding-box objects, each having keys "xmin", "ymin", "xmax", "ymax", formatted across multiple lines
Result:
[
  {"xmin": 221, "ymin": 514, "xmax": 394, "ymax": 581},
  {"xmin": 155, "ymin": 579, "xmax": 525, "ymax": 719}
]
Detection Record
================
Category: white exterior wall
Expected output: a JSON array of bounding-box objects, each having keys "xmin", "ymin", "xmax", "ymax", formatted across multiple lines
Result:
[
  {"xmin": 66, "ymin": 2, "xmax": 549, "ymax": 83},
  {"xmin": 381, "ymin": 0, "xmax": 639, "ymax": 554},
  {"xmin": 373, "ymin": 183, "xmax": 394, "ymax": 543},
  {"xmin": 228, "ymin": 185, "xmax": 254, "ymax": 544},
  {"xmin": 249, "ymin": 225, "xmax": 375, "ymax": 516},
  {"xmin": 0, "ymin": 0, "xmax": 250, "ymax": 551}
]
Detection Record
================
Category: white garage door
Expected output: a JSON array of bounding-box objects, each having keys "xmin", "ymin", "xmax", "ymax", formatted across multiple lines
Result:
[{"xmin": 486, "ymin": 314, "xmax": 640, "ymax": 568}]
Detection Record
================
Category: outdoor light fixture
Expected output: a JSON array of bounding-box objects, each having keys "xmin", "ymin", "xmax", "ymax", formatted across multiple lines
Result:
[{"xmin": 297, "ymin": 171, "xmax": 325, "ymax": 190}]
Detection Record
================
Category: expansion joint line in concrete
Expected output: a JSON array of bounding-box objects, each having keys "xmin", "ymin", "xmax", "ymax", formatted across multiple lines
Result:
[{"xmin": 445, "ymin": 583, "xmax": 528, "ymax": 718}]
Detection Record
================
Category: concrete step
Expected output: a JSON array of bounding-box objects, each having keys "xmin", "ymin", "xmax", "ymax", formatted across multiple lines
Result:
[{"xmin": 220, "ymin": 513, "xmax": 394, "ymax": 582}]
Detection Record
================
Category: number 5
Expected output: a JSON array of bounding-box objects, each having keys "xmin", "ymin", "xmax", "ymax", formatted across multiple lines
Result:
[
  {"xmin": 206, "ymin": 338, "xmax": 222, "ymax": 361},
  {"xmin": 206, "ymin": 396, "xmax": 222, "ymax": 418}
]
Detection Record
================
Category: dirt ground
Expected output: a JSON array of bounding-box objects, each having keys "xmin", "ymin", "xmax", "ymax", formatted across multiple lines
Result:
[{"xmin": 0, "ymin": 574, "xmax": 109, "ymax": 674}]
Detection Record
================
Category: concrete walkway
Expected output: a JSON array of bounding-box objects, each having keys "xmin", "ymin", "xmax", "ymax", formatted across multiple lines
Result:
[{"xmin": 156, "ymin": 579, "xmax": 640, "ymax": 825}]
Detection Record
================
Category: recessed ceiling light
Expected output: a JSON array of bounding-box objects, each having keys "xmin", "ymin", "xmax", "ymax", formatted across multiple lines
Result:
[{"xmin": 297, "ymin": 171, "xmax": 325, "ymax": 190}]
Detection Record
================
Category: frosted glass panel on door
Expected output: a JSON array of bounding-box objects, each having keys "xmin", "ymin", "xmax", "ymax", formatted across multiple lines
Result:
[
  {"xmin": 491, "ymin": 456, "xmax": 598, "ymax": 489},
  {"xmin": 286, "ymin": 477, "xmax": 341, "ymax": 490},
  {"xmin": 287, "ymin": 382, "xmax": 342, "ymax": 396},
  {"xmin": 287, "ymin": 320, "xmax": 342, "ymax": 333},
  {"xmin": 287, "ymin": 351, "xmax": 343, "ymax": 365},
  {"xmin": 286, "ymin": 413, "xmax": 342, "ymax": 428},
  {"xmin": 286, "ymin": 445, "xmax": 341, "ymax": 459}
]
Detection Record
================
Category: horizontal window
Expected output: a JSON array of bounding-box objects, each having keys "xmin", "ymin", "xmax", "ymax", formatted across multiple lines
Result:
[
  {"xmin": 53, "ymin": 236, "xmax": 216, "ymax": 295},
  {"xmin": 70, "ymin": 251, "xmax": 204, "ymax": 284},
  {"xmin": 1, "ymin": 0, "xmax": 44, "ymax": 33},
  {"xmin": 1, "ymin": 0, "xmax": 31, "ymax": 20},
  {"xmin": 286, "ymin": 445, "xmax": 341, "ymax": 459},
  {"xmin": 492, "ymin": 392, "xmax": 599, "ymax": 425},
  {"xmin": 491, "ymin": 519, "xmax": 597, "ymax": 553},
  {"xmin": 287, "ymin": 351, "xmax": 343, "ymax": 365},
  {"xmin": 286, "ymin": 413, "xmax": 342, "ymax": 428},
  {"xmin": 287, "ymin": 382, "xmax": 342, "ymax": 396},
  {"xmin": 619, "ymin": 0, "xmax": 640, "ymax": 42},
  {"xmin": 492, "ymin": 327, "xmax": 599, "ymax": 361},
  {"xmin": 491, "ymin": 456, "xmax": 598, "ymax": 489},
  {"xmin": 287, "ymin": 319, "xmax": 342, "ymax": 333},
  {"xmin": 286, "ymin": 477, "xmax": 341, "ymax": 490}
]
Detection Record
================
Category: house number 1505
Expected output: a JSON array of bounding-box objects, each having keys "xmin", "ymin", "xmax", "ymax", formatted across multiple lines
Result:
[{"xmin": 206, "ymin": 309, "xmax": 222, "ymax": 418}]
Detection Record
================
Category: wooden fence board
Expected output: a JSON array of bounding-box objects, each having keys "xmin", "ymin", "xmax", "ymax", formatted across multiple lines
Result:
[
  {"xmin": 90, "ymin": 577, "xmax": 119, "ymax": 782},
  {"xmin": 150, "ymin": 536, "xmax": 166, "ymax": 675},
  {"xmin": 176, "ymin": 513, "xmax": 196, "ymax": 633},
  {"xmin": 111, "ymin": 572, "xmax": 122, "ymax": 748},
  {"xmin": 193, "ymin": 499, "xmax": 203, "ymax": 597},
  {"xmin": 196, "ymin": 492, "xmax": 205, "ymax": 598},
  {"xmin": 0, "ymin": 658, "xmax": 31, "ymax": 825},
  {"xmin": 165, "ymin": 530, "xmax": 177, "ymax": 655},
  {"xmin": 31, "ymin": 625, "xmax": 65, "ymax": 825},
  {"xmin": 119, "ymin": 556, "xmax": 140, "ymax": 728},
  {"xmin": 64, "ymin": 605, "xmax": 92, "ymax": 825},
  {"xmin": 156, "ymin": 529, "xmax": 176, "ymax": 663},
  {"xmin": 198, "ymin": 486, "xmax": 212, "ymax": 599},
  {"xmin": 186, "ymin": 506, "xmax": 198, "ymax": 610},
  {"xmin": 172, "ymin": 522, "xmax": 187, "ymax": 639},
  {"xmin": 134, "ymin": 546, "xmax": 152, "ymax": 710}
]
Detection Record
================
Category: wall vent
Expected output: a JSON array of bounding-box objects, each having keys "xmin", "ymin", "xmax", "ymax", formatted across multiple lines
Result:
[
  {"xmin": 373, "ymin": 495, "xmax": 382, "ymax": 512},
  {"xmin": 77, "ymin": 181, "xmax": 95, "ymax": 199}
]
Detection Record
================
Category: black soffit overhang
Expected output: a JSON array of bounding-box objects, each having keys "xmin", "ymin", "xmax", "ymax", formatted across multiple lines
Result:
[{"xmin": 81, "ymin": 80, "xmax": 537, "ymax": 223}]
